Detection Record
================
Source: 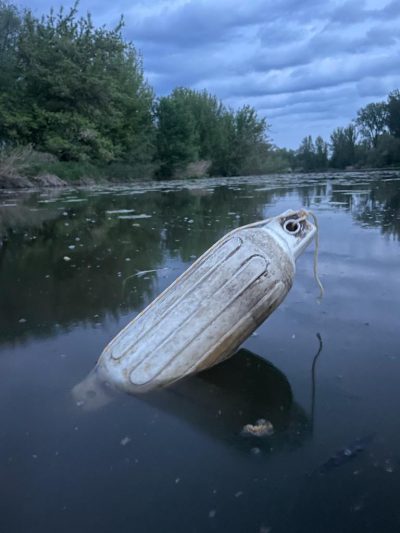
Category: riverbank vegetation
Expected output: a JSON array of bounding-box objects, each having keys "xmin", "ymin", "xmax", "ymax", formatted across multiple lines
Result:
[
  {"xmin": 294, "ymin": 96, "xmax": 400, "ymax": 172},
  {"xmin": 0, "ymin": 1, "xmax": 399, "ymax": 186}
]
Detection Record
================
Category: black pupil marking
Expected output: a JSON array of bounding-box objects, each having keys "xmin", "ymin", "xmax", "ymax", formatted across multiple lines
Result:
[{"xmin": 285, "ymin": 220, "xmax": 300, "ymax": 234}]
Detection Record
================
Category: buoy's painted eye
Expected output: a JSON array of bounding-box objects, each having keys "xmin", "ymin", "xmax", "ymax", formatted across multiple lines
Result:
[{"xmin": 283, "ymin": 219, "xmax": 301, "ymax": 235}]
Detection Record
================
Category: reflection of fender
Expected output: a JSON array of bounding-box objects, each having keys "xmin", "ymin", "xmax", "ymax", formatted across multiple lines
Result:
[
  {"xmin": 142, "ymin": 348, "xmax": 311, "ymax": 454},
  {"xmin": 72, "ymin": 347, "xmax": 312, "ymax": 455}
]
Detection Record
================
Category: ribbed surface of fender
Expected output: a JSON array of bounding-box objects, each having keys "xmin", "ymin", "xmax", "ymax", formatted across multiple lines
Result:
[{"xmin": 99, "ymin": 224, "xmax": 295, "ymax": 393}]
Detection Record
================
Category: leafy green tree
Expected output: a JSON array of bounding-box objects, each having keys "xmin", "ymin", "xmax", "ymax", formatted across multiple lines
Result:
[
  {"xmin": 155, "ymin": 90, "xmax": 199, "ymax": 178},
  {"xmin": 0, "ymin": 1, "xmax": 21, "ymax": 144},
  {"xmin": 356, "ymin": 102, "xmax": 389, "ymax": 148},
  {"xmin": 176, "ymin": 89, "xmax": 226, "ymax": 161},
  {"xmin": 155, "ymin": 90, "xmax": 269, "ymax": 178},
  {"xmin": 0, "ymin": 1, "xmax": 20, "ymax": 90},
  {"xmin": 0, "ymin": 3, "xmax": 155, "ymax": 165},
  {"xmin": 330, "ymin": 125, "xmax": 358, "ymax": 169},
  {"xmin": 295, "ymin": 135, "xmax": 328, "ymax": 171},
  {"xmin": 155, "ymin": 87, "xmax": 233, "ymax": 177},
  {"xmin": 209, "ymin": 109, "xmax": 237, "ymax": 176},
  {"xmin": 230, "ymin": 105, "xmax": 269, "ymax": 175},
  {"xmin": 315, "ymin": 136, "xmax": 329, "ymax": 170},
  {"xmin": 297, "ymin": 136, "xmax": 315, "ymax": 171},
  {"xmin": 369, "ymin": 133, "xmax": 400, "ymax": 166}
]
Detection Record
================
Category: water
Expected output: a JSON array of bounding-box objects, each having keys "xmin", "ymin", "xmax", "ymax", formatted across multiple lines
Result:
[{"xmin": 1, "ymin": 171, "xmax": 399, "ymax": 533}]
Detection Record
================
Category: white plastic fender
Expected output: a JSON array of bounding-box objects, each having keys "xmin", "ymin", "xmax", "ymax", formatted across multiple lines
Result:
[{"xmin": 95, "ymin": 209, "xmax": 317, "ymax": 393}]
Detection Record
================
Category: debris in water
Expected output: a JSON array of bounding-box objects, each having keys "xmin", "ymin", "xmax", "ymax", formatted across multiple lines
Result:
[
  {"xmin": 118, "ymin": 214, "xmax": 152, "ymax": 219},
  {"xmin": 242, "ymin": 419, "xmax": 274, "ymax": 437},
  {"xmin": 314, "ymin": 434, "xmax": 375, "ymax": 475},
  {"xmin": 130, "ymin": 268, "xmax": 169, "ymax": 279},
  {"xmin": 106, "ymin": 209, "xmax": 136, "ymax": 214},
  {"xmin": 351, "ymin": 502, "xmax": 364, "ymax": 512},
  {"xmin": 120, "ymin": 436, "xmax": 131, "ymax": 446},
  {"xmin": 18, "ymin": 318, "xmax": 27, "ymax": 324},
  {"xmin": 208, "ymin": 510, "xmax": 216, "ymax": 519},
  {"xmin": 64, "ymin": 198, "xmax": 87, "ymax": 203},
  {"xmin": 384, "ymin": 459, "xmax": 394, "ymax": 473},
  {"xmin": 63, "ymin": 256, "xmax": 71, "ymax": 262}
]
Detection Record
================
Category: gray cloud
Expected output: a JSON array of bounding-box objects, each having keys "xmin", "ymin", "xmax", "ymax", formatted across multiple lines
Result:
[
  {"xmin": 126, "ymin": 1, "xmax": 264, "ymax": 47},
  {"xmin": 330, "ymin": 0, "xmax": 400, "ymax": 25}
]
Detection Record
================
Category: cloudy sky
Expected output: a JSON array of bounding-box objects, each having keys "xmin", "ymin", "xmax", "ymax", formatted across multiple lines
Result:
[{"xmin": 20, "ymin": 0, "xmax": 400, "ymax": 148}]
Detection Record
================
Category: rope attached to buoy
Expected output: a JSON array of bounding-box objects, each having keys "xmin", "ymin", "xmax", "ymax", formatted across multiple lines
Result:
[{"xmin": 308, "ymin": 210, "xmax": 324, "ymax": 300}]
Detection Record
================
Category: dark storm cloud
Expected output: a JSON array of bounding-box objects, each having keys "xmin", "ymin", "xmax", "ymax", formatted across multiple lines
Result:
[{"xmin": 18, "ymin": 0, "xmax": 400, "ymax": 147}]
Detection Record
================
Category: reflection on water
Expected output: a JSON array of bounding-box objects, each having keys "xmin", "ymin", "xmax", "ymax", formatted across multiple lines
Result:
[
  {"xmin": 1, "ymin": 171, "xmax": 399, "ymax": 346},
  {"xmin": 73, "ymin": 347, "xmax": 313, "ymax": 456},
  {"xmin": 1, "ymin": 171, "xmax": 400, "ymax": 533},
  {"xmin": 144, "ymin": 348, "xmax": 312, "ymax": 456}
]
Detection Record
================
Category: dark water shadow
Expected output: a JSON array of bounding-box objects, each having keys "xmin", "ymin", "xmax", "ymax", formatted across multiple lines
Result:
[
  {"xmin": 73, "ymin": 343, "xmax": 322, "ymax": 456},
  {"xmin": 143, "ymin": 348, "xmax": 312, "ymax": 455}
]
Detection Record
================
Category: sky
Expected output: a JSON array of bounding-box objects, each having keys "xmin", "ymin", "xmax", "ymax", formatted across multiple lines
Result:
[{"xmin": 19, "ymin": 0, "xmax": 400, "ymax": 148}]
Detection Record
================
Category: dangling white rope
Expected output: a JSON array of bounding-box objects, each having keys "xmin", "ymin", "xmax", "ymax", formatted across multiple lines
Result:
[{"xmin": 307, "ymin": 211, "xmax": 324, "ymax": 300}]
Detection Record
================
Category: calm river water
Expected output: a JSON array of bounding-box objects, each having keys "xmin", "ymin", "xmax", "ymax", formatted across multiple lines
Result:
[{"xmin": 1, "ymin": 172, "xmax": 399, "ymax": 533}]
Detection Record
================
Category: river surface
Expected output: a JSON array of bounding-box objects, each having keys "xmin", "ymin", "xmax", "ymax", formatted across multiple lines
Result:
[{"xmin": 1, "ymin": 172, "xmax": 400, "ymax": 533}]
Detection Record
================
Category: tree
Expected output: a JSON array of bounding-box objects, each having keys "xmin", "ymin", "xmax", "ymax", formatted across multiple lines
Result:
[
  {"xmin": 0, "ymin": 3, "xmax": 155, "ymax": 164},
  {"xmin": 297, "ymin": 136, "xmax": 315, "ymax": 171},
  {"xmin": 0, "ymin": 1, "xmax": 20, "ymax": 91},
  {"xmin": 372, "ymin": 133, "xmax": 400, "ymax": 166},
  {"xmin": 0, "ymin": 1, "xmax": 21, "ymax": 144},
  {"xmin": 224, "ymin": 105, "xmax": 269, "ymax": 176},
  {"xmin": 155, "ymin": 90, "xmax": 269, "ymax": 178},
  {"xmin": 356, "ymin": 102, "xmax": 389, "ymax": 148},
  {"xmin": 315, "ymin": 136, "xmax": 328, "ymax": 170},
  {"xmin": 175, "ymin": 89, "xmax": 226, "ymax": 161},
  {"xmin": 295, "ymin": 135, "xmax": 328, "ymax": 171},
  {"xmin": 155, "ymin": 90, "xmax": 199, "ymax": 178},
  {"xmin": 387, "ymin": 90, "xmax": 400, "ymax": 139},
  {"xmin": 208, "ymin": 109, "xmax": 237, "ymax": 176},
  {"xmin": 330, "ymin": 125, "xmax": 358, "ymax": 169}
]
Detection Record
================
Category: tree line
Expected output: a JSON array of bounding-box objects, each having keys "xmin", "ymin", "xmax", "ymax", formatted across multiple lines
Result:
[
  {"xmin": 286, "ymin": 93, "xmax": 400, "ymax": 172},
  {"xmin": 0, "ymin": 1, "xmax": 399, "ymax": 182}
]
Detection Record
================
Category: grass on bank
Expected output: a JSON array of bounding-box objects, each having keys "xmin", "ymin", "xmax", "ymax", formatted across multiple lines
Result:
[{"xmin": 0, "ymin": 145, "xmax": 161, "ymax": 185}]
